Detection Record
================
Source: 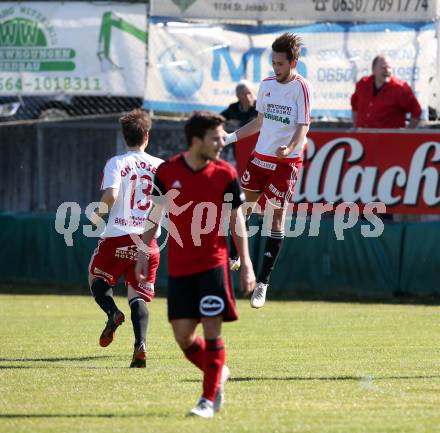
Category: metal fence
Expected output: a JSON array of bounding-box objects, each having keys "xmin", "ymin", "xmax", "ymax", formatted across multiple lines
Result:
[{"xmin": 0, "ymin": 115, "xmax": 186, "ymax": 212}]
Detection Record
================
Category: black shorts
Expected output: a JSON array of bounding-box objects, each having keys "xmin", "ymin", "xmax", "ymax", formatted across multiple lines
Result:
[{"xmin": 167, "ymin": 264, "xmax": 238, "ymax": 322}]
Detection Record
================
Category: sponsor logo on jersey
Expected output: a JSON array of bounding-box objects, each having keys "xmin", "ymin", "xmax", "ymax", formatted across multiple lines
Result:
[
  {"xmin": 265, "ymin": 91, "xmax": 271, "ymax": 97},
  {"xmin": 241, "ymin": 170, "xmax": 251, "ymax": 185},
  {"xmin": 264, "ymin": 252, "xmax": 273, "ymax": 258},
  {"xmin": 264, "ymin": 112, "xmax": 290, "ymax": 125},
  {"xmin": 93, "ymin": 267, "xmax": 113, "ymax": 281},
  {"xmin": 251, "ymin": 157, "xmax": 277, "ymax": 171},
  {"xmin": 199, "ymin": 295, "xmax": 225, "ymax": 316},
  {"xmin": 172, "ymin": 180, "xmax": 182, "ymax": 188},
  {"xmin": 114, "ymin": 216, "xmax": 147, "ymax": 228},
  {"xmin": 267, "ymin": 103, "xmax": 292, "ymax": 116},
  {"xmin": 138, "ymin": 281, "xmax": 154, "ymax": 294},
  {"xmin": 268, "ymin": 183, "xmax": 285, "ymax": 198},
  {"xmin": 115, "ymin": 245, "xmax": 138, "ymax": 260}
]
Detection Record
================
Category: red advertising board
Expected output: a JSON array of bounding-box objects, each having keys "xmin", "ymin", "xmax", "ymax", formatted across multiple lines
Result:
[{"xmin": 235, "ymin": 130, "xmax": 440, "ymax": 214}]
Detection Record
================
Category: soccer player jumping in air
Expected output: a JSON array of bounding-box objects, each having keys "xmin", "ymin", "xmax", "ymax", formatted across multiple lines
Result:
[
  {"xmin": 226, "ymin": 33, "xmax": 312, "ymax": 308},
  {"xmin": 136, "ymin": 111, "xmax": 256, "ymax": 418}
]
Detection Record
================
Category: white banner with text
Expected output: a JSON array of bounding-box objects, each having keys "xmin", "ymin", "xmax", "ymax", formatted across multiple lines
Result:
[
  {"xmin": 144, "ymin": 20, "xmax": 435, "ymax": 118},
  {"xmin": 0, "ymin": 2, "xmax": 147, "ymax": 96},
  {"xmin": 151, "ymin": 0, "xmax": 439, "ymax": 22}
]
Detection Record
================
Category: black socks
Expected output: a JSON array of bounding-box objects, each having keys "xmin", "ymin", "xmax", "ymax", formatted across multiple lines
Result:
[
  {"xmin": 258, "ymin": 230, "xmax": 284, "ymax": 284},
  {"xmin": 90, "ymin": 278, "xmax": 118, "ymax": 315},
  {"xmin": 129, "ymin": 297, "xmax": 149, "ymax": 347}
]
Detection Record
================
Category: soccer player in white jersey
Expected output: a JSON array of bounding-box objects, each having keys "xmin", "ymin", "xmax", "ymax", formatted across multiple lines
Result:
[
  {"xmin": 88, "ymin": 109, "xmax": 163, "ymax": 367},
  {"xmin": 225, "ymin": 33, "xmax": 312, "ymax": 308}
]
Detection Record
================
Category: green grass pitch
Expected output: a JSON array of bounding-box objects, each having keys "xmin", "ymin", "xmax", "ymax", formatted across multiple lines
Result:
[{"xmin": 1, "ymin": 294, "xmax": 440, "ymax": 433}]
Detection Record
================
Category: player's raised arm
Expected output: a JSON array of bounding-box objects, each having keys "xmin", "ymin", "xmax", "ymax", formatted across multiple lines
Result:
[{"xmin": 225, "ymin": 112, "xmax": 264, "ymax": 146}]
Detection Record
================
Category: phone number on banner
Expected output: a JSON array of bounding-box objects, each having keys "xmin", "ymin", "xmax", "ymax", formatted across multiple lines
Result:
[
  {"xmin": 0, "ymin": 77, "xmax": 102, "ymax": 92},
  {"xmin": 328, "ymin": 0, "xmax": 429, "ymax": 13},
  {"xmin": 213, "ymin": 2, "xmax": 287, "ymax": 11},
  {"xmin": 316, "ymin": 66, "xmax": 420, "ymax": 82}
]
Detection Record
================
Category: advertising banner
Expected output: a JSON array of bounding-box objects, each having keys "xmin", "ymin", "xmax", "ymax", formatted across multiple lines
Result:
[
  {"xmin": 144, "ymin": 20, "xmax": 435, "ymax": 118},
  {"xmin": 151, "ymin": 0, "xmax": 439, "ymax": 22},
  {"xmin": 234, "ymin": 130, "xmax": 440, "ymax": 214},
  {"xmin": 0, "ymin": 2, "xmax": 147, "ymax": 96}
]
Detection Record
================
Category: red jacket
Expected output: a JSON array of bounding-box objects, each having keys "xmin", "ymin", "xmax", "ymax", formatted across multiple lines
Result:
[{"xmin": 351, "ymin": 75, "xmax": 421, "ymax": 128}]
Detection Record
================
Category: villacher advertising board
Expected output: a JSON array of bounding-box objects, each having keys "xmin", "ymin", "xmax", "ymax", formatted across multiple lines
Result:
[{"xmin": 235, "ymin": 130, "xmax": 440, "ymax": 214}]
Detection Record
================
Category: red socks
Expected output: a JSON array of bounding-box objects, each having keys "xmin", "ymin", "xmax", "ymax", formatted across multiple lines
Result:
[
  {"xmin": 182, "ymin": 336, "xmax": 225, "ymax": 402},
  {"xmin": 202, "ymin": 338, "xmax": 225, "ymax": 402},
  {"xmin": 183, "ymin": 336, "xmax": 206, "ymax": 371}
]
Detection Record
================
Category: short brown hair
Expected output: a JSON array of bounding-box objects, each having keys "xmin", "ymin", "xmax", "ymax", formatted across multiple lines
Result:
[
  {"xmin": 272, "ymin": 33, "xmax": 303, "ymax": 63},
  {"xmin": 184, "ymin": 111, "xmax": 225, "ymax": 147},
  {"xmin": 119, "ymin": 109, "xmax": 151, "ymax": 147}
]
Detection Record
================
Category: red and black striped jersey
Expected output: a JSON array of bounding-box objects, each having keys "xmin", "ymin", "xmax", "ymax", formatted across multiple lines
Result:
[{"xmin": 153, "ymin": 153, "xmax": 243, "ymax": 277}]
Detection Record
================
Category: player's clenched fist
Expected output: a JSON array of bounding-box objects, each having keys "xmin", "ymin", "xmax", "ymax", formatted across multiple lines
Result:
[
  {"xmin": 135, "ymin": 251, "xmax": 149, "ymax": 283},
  {"xmin": 240, "ymin": 259, "xmax": 256, "ymax": 296},
  {"xmin": 275, "ymin": 145, "xmax": 291, "ymax": 158}
]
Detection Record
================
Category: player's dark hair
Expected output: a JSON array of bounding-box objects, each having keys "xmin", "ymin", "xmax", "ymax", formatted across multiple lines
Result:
[
  {"xmin": 272, "ymin": 33, "xmax": 303, "ymax": 63},
  {"xmin": 119, "ymin": 109, "xmax": 151, "ymax": 147},
  {"xmin": 185, "ymin": 111, "xmax": 225, "ymax": 147}
]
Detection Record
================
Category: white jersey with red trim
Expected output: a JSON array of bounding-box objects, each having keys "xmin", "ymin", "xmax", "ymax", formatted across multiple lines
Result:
[
  {"xmin": 255, "ymin": 74, "xmax": 312, "ymax": 159},
  {"xmin": 100, "ymin": 150, "xmax": 163, "ymax": 238}
]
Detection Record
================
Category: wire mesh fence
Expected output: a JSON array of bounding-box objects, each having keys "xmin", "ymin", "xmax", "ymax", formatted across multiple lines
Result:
[
  {"xmin": 0, "ymin": 95, "xmax": 143, "ymax": 122},
  {"xmin": 0, "ymin": 0, "xmax": 149, "ymax": 124}
]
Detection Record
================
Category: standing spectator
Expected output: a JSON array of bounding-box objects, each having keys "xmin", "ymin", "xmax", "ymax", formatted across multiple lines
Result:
[
  {"xmin": 221, "ymin": 81, "xmax": 258, "ymax": 130},
  {"xmin": 88, "ymin": 109, "xmax": 163, "ymax": 368},
  {"xmin": 136, "ymin": 111, "xmax": 255, "ymax": 418},
  {"xmin": 221, "ymin": 81, "xmax": 258, "ymax": 165},
  {"xmin": 222, "ymin": 82, "xmax": 258, "ymax": 267},
  {"xmin": 351, "ymin": 55, "xmax": 422, "ymax": 129}
]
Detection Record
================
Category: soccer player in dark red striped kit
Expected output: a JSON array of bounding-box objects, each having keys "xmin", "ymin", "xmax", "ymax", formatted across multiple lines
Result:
[{"xmin": 136, "ymin": 111, "xmax": 256, "ymax": 418}]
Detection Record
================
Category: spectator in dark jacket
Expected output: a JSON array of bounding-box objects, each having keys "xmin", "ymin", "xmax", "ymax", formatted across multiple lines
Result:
[
  {"xmin": 221, "ymin": 81, "xmax": 258, "ymax": 162},
  {"xmin": 221, "ymin": 81, "xmax": 258, "ymax": 130}
]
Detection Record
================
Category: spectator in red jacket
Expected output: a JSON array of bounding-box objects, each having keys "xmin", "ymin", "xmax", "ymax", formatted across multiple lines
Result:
[{"xmin": 351, "ymin": 55, "xmax": 422, "ymax": 129}]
